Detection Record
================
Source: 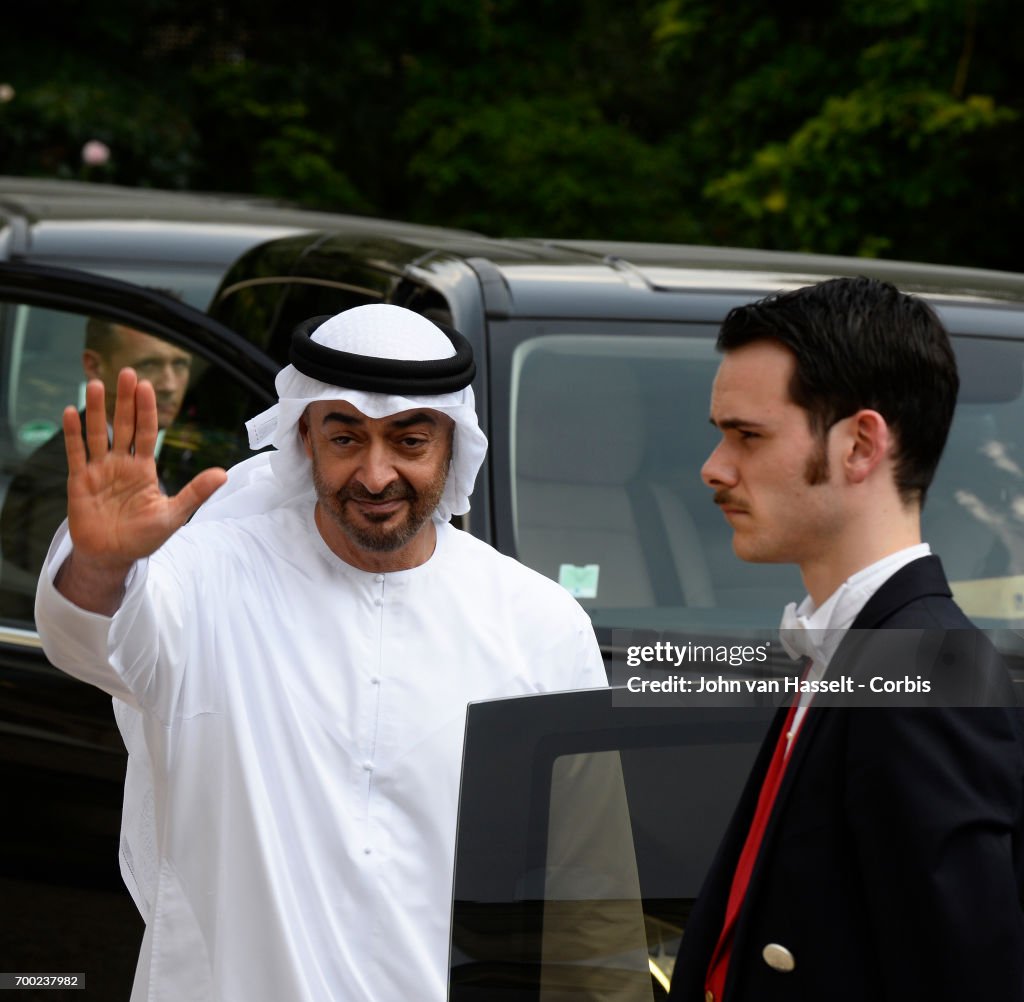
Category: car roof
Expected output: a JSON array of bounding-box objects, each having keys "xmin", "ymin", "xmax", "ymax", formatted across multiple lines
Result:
[
  {"xmin": 6, "ymin": 177, "xmax": 1023, "ymax": 321},
  {"xmin": 0, "ymin": 175, "xmax": 485, "ymax": 264},
  {"xmin": 211, "ymin": 221, "xmax": 1024, "ymax": 324},
  {"xmin": 476, "ymin": 239, "xmax": 1024, "ymax": 320},
  {"xmin": 546, "ymin": 239, "xmax": 1024, "ymax": 303}
]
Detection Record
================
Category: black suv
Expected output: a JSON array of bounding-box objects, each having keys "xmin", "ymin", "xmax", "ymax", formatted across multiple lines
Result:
[{"xmin": 3, "ymin": 178, "xmax": 1024, "ymax": 997}]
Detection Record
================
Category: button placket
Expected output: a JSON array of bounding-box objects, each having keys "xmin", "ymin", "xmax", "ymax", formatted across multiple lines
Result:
[{"xmin": 359, "ymin": 571, "xmax": 387, "ymax": 849}]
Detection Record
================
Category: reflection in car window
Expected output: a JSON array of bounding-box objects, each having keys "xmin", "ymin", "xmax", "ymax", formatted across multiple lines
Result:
[
  {"xmin": 451, "ymin": 690, "xmax": 773, "ymax": 1000},
  {"xmin": 212, "ymin": 280, "xmax": 382, "ymax": 365},
  {"xmin": 542, "ymin": 743, "xmax": 770, "ymax": 997},
  {"xmin": 504, "ymin": 328, "xmax": 1024, "ymax": 632},
  {"xmin": 541, "ymin": 751, "xmax": 652, "ymax": 1001},
  {"xmin": 41, "ymin": 260, "xmax": 226, "ymax": 312},
  {"xmin": 925, "ymin": 338, "xmax": 1024, "ymax": 624},
  {"xmin": 0, "ymin": 301, "xmax": 262, "ymax": 623},
  {"xmin": 506, "ymin": 330, "xmax": 801, "ymax": 634}
]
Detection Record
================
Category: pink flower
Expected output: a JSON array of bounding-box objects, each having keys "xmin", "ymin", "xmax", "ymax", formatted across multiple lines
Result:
[{"xmin": 81, "ymin": 140, "xmax": 111, "ymax": 166}]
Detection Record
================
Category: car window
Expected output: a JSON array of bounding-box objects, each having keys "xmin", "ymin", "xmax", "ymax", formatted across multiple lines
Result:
[
  {"xmin": 212, "ymin": 280, "xmax": 383, "ymax": 364},
  {"xmin": 42, "ymin": 260, "xmax": 224, "ymax": 312},
  {"xmin": 924, "ymin": 337, "xmax": 1024, "ymax": 624},
  {"xmin": 0, "ymin": 299, "xmax": 265, "ymax": 623},
  {"xmin": 491, "ymin": 323, "xmax": 803, "ymax": 637},
  {"xmin": 492, "ymin": 322, "xmax": 1024, "ymax": 635},
  {"xmin": 451, "ymin": 689, "xmax": 773, "ymax": 1000}
]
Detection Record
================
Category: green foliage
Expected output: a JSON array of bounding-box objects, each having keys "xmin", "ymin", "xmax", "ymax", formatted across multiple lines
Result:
[
  {"xmin": 252, "ymin": 123, "xmax": 367, "ymax": 210},
  {"xmin": 690, "ymin": 0, "xmax": 1023, "ymax": 266},
  {"xmin": 706, "ymin": 86, "xmax": 1017, "ymax": 257},
  {"xmin": 0, "ymin": 75, "xmax": 197, "ymax": 187},
  {"xmin": 398, "ymin": 94, "xmax": 693, "ymax": 239},
  {"xmin": 1, "ymin": 0, "xmax": 1022, "ymax": 268},
  {"xmin": 184, "ymin": 60, "xmax": 369, "ymax": 210}
]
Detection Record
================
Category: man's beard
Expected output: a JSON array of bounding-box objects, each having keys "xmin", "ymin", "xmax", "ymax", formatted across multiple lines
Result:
[{"xmin": 311, "ymin": 455, "xmax": 449, "ymax": 554}]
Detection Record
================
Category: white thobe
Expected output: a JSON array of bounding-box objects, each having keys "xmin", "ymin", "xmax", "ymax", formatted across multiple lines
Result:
[{"xmin": 36, "ymin": 497, "xmax": 605, "ymax": 1002}]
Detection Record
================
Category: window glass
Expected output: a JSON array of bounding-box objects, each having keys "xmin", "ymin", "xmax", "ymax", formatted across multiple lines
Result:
[
  {"xmin": 43, "ymin": 259, "xmax": 224, "ymax": 312},
  {"xmin": 540, "ymin": 751, "xmax": 655, "ymax": 1001},
  {"xmin": 539, "ymin": 745, "xmax": 756, "ymax": 998},
  {"xmin": 924, "ymin": 338, "xmax": 1024, "ymax": 624},
  {"xmin": 501, "ymin": 327, "xmax": 1024, "ymax": 632},
  {"xmin": 450, "ymin": 690, "xmax": 771, "ymax": 1000},
  {"xmin": 0, "ymin": 300, "xmax": 264, "ymax": 623},
  {"xmin": 213, "ymin": 281, "xmax": 382, "ymax": 365},
  {"xmin": 208, "ymin": 282, "xmax": 286, "ymax": 357}
]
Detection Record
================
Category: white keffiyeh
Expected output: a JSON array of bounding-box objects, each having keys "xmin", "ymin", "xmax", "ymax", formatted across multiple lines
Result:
[{"xmin": 194, "ymin": 304, "xmax": 488, "ymax": 524}]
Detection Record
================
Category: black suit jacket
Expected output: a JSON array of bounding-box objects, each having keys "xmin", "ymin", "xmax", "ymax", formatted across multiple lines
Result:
[
  {"xmin": 1, "ymin": 424, "xmax": 73, "ymax": 579},
  {"xmin": 671, "ymin": 556, "xmax": 1024, "ymax": 1002}
]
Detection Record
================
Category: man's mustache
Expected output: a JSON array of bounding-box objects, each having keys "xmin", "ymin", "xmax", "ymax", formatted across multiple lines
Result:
[
  {"xmin": 713, "ymin": 490, "xmax": 748, "ymax": 512},
  {"xmin": 341, "ymin": 483, "xmax": 414, "ymax": 503}
]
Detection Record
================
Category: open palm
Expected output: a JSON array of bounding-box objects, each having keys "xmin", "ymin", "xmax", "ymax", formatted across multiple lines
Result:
[{"xmin": 64, "ymin": 368, "xmax": 227, "ymax": 567}]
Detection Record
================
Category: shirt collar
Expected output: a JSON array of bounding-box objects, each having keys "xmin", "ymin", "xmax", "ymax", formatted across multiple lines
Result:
[{"xmin": 779, "ymin": 542, "xmax": 931, "ymax": 665}]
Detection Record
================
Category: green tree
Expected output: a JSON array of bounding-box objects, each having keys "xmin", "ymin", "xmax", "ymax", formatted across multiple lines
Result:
[
  {"xmin": 651, "ymin": 0, "xmax": 1024, "ymax": 267},
  {"xmin": 1, "ymin": 0, "xmax": 1022, "ymax": 268}
]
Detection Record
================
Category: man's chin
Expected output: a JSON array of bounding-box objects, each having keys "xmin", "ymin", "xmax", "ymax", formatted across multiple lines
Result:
[
  {"xmin": 731, "ymin": 536, "xmax": 788, "ymax": 564},
  {"xmin": 341, "ymin": 513, "xmax": 423, "ymax": 554},
  {"xmin": 730, "ymin": 528, "xmax": 763, "ymax": 562},
  {"xmin": 156, "ymin": 404, "xmax": 181, "ymax": 426},
  {"xmin": 350, "ymin": 532, "xmax": 407, "ymax": 553}
]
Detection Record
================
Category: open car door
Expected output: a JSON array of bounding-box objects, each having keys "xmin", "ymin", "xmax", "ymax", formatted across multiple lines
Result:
[{"xmin": 450, "ymin": 687, "xmax": 774, "ymax": 999}]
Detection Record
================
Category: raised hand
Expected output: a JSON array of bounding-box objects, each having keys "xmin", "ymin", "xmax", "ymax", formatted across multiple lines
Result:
[{"xmin": 55, "ymin": 368, "xmax": 228, "ymax": 613}]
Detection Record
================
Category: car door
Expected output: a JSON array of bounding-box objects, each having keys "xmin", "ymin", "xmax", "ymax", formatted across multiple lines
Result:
[
  {"xmin": 450, "ymin": 687, "xmax": 775, "ymax": 1000},
  {"xmin": 0, "ymin": 260, "xmax": 279, "ymax": 998}
]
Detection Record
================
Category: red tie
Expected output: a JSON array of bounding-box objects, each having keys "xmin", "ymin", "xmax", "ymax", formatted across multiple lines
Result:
[{"xmin": 703, "ymin": 682, "xmax": 806, "ymax": 1001}]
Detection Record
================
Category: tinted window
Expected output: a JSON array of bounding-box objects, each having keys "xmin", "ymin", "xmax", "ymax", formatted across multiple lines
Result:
[
  {"xmin": 0, "ymin": 299, "xmax": 263, "ymax": 622},
  {"xmin": 451, "ymin": 689, "xmax": 772, "ymax": 999},
  {"xmin": 924, "ymin": 337, "xmax": 1024, "ymax": 624},
  {"xmin": 40, "ymin": 258, "xmax": 225, "ymax": 312},
  {"xmin": 494, "ymin": 323, "xmax": 1024, "ymax": 633},
  {"xmin": 212, "ymin": 280, "xmax": 383, "ymax": 364}
]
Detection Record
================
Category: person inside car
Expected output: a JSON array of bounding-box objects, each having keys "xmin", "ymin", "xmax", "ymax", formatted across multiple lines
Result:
[{"xmin": 0, "ymin": 310, "xmax": 192, "ymax": 616}]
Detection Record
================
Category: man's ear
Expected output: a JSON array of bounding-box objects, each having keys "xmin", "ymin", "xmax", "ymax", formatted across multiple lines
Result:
[
  {"xmin": 298, "ymin": 408, "xmax": 313, "ymax": 459},
  {"xmin": 843, "ymin": 409, "xmax": 891, "ymax": 484},
  {"xmin": 81, "ymin": 349, "xmax": 102, "ymax": 381}
]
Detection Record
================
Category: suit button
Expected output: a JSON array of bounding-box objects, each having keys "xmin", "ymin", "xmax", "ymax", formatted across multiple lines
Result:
[
  {"xmin": 762, "ymin": 942, "xmax": 796, "ymax": 972},
  {"xmin": 704, "ymin": 992, "xmax": 714, "ymax": 1002}
]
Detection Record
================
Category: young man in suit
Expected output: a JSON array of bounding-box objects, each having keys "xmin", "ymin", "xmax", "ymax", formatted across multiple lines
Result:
[{"xmin": 670, "ymin": 276, "xmax": 1024, "ymax": 1001}]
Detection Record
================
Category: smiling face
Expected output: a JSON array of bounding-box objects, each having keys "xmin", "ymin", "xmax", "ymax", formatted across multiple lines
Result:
[
  {"xmin": 701, "ymin": 339, "xmax": 846, "ymax": 569},
  {"xmin": 300, "ymin": 400, "xmax": 454, "ymax": 571}
]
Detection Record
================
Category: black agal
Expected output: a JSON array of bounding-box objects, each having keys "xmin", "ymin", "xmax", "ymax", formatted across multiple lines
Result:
[{"xmin": 289, "ymin": 315, "xmax": 476, "ymax": 394}]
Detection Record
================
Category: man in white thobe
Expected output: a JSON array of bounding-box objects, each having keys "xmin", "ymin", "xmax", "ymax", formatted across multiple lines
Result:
[{"xmin": 35, "ymin": 305, "xmax": 606, "ymax": 1002}]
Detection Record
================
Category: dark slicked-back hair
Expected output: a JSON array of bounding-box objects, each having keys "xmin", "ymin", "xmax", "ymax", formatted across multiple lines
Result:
[{"xmin": 717, "ymin": 276, "xmax": 958, "ymax": 506}]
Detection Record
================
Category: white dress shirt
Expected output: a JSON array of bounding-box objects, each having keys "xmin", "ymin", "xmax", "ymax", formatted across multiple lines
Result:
[{"xmin": 778, "ymin": 543, "xmax": 932, "ymax": 749}]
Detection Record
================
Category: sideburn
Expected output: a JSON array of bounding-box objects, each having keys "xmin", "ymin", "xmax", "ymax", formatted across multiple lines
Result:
[{"xmin": 803, "ymin": 435, "xmax": 830, "ymax": 486}]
